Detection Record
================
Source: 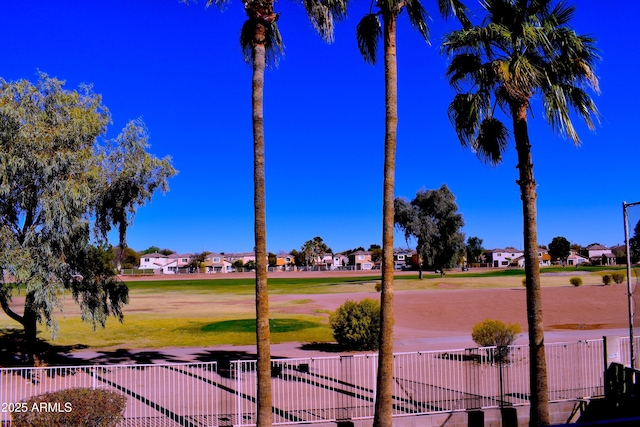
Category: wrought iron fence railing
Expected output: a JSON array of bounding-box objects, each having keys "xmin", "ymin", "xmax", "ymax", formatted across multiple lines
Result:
[{"xmin": 1, "ymin": 338, "xmax": 622, "ymax": 426}]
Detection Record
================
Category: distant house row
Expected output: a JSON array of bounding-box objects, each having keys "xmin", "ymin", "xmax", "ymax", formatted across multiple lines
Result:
[
  {"xmin": 483, "ymin": 244, "xmax": 617, "ymax": 268},
  {"xmin": 136, "ymin": 244, "xmax": 619, "ymax": 274},
  {"xmin": 138, "ymin": 249, "xmax": 416, "ymax": 274}
]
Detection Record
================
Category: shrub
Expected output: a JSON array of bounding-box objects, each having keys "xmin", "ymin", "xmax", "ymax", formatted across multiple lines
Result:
[
  {"xmin": 11, "ymin": 388, "xmax": 126, "ymax": 427},
  {"xmin": 329, "ymin": 298, "xmax": 381, "ymax": 351},
  {"xmin": 570, "ymin": 277, "xmax": 583, "ymax": 287},
  {"xmin": 472, "ymin": 319, "xmax": 522, "ymax": 362},
  {"xmin": 374, "ymin": 282, "xmax": 381, "ymax": 292},
  {"xmin": 521, "ymin": 278, "xmax": 526, "ymax": 287},
  {"xmin": 602, "ymin": 275, "xmax": 612, "ymax": 286},
  {"xmin": 612, "ymin": 273, "xmax": 625, "ymax": 284}
]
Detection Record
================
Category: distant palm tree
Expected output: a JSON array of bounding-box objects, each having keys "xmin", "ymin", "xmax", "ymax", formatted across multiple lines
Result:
[
  {"xmin": 355, "ymin": 1, "xmax": 468, "ymax": 425},
  {"xmin": 443, "ymin": 1, "xmax": 599, "ymax": 425},
  {"xmin": 182, "ymin": 1, "xmax": 346, "ymax": 425}
]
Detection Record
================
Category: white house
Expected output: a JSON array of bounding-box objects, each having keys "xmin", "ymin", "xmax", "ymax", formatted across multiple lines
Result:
[
  {"xmin": 332, "ymin": 254, "xmax": 349, "ymax": 269},
  {"xmin": 487, "ymin": 248, "xmax": 524, "ymax": 267},
  {"xmin": 139, "ymin": 252, "xmax": 178, "ymax": 274},
  {"xmin": 566, "ymin": 250, "xmax": 589, "ymax": 266},
  {"xmin": 514, "ymin": 248, "xmax": 551, "ymax": 268}
]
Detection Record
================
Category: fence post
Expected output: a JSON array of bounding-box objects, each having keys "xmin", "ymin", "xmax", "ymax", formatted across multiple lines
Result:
[{"xmin": 604, "ymin": 336, "xmax": 621, "ymax": 372}]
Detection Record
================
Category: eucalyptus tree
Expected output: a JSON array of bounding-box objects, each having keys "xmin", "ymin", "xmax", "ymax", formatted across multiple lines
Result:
[
  {"xmin": 181, "ymin": 1, "xmax": 347, "ymax": 425},
  {"xmin": 0, "ymin": 74, "xmax": 176, "ymax": 365},
  {"xmin": 443, "ymin": 1, "xmax": 600, "ymax": 424},
  {"xmin": 395, "ymin": 185, "xmax": 465, "ymax": 277},
  {"xmin": 355, "ymin": 1, "xmax": 468, "ymax": 424}
]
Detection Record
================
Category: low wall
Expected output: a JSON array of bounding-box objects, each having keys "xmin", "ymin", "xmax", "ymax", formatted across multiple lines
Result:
[{"xmin": 311, "ymin": 400, "xmax": 589, "ymax": 427}]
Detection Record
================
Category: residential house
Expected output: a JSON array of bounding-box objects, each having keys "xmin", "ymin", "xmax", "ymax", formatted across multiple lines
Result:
[
  {"xmin": 224, "ymin": 252, "xmax": 256, "ymax": 265},
  {"xmin": 566, "ymin": 250, "xmax": 589, "ymax": 266},
  {"xmin": 315, "ymin": 253, "xmax": 334, "ymax": 269},
  {"xmin": 394, "ymin": 249, "xmax": 413, "ymax": 270},
  {"xmin": 204, "ymin": 253, "xmax": 233, "ymax": 273},
  {"xmin": 276, "ymin": 253, "xmax": 295, "ymax": 271},
  {"xmin": 582, "ymin": 244, "xmax": 616, "ymax": 265},
  {"xmin": 167, "ymin": 253, "xmax": 194, "ymax": 273},
  {"xmin": 514, "ymin": 248, "xmax": 551, "ymax": 268},
  {"xmin": 332, "ymin": 254, "xmax": 349, "ymax": 269},
  {"xmin": 349, "ymin": 250, "xmax": 373, "ymax": 270},
  {"xmin": 139, "ymin": 252, "xmax": 177, "ymax": 274},
  {"xmin": 486, "ymin": 248, "xmax": 524, "ymax": 268}
]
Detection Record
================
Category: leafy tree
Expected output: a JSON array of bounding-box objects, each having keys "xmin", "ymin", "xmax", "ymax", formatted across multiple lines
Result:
[
  {"xmin": 343, "ymin": 246, "xmax": 365, "ymax": 254},
  {"xmin": 159, "ymin": 248, "xmax": 175, "ymax": 256},
  {"xmin": 189, "ymin": 252, "xmax": 210, "ymax": 272},
  {"xmin": 395, "ymin": 185, "xmax": 466, "ymax": 278},
  {"xmin": 114, "ymin": 246, "xmax": 140, "ymax": 270},
  {"xmin": 268, "ymin": 252, "xmax": 277, "ymax": 267},
  {"xmin": 548, "ymin": 236, "xmax": 571, "ymax": 265},
  {"xmin": 301, "ymin": 236, "xmax": 332, "ymax": 266},
  {"xmin": 0, "ymin": 74, "xmax": 175, "ymax": 364},
  {"xmin": 289, "ymin": 249, "xmax": 306, "ymax": 267},
  {"xmin": 140, "ymin": 246, "xmax": 162, "ymax": 255},
  {"xmin": 444, "ymin": 1, "xmax": 600, "ymax": 424},
  {"xmin": 356, "ymin": 0, "xmax": 469, "ymax": 420},
  {"xmin": 368, "ymin": 244, "xmax": 382, "ymax": 263},
  {"xmin": 232, "ymin": 259, "xmax": 245, "ymax": 271},
  {"xmin": 466, "ymin": 236, "xmax": 484, "ymax": 265},
  {"xmin": 180, "ymin": 1, "xmax": 347, "ymax": 424}
]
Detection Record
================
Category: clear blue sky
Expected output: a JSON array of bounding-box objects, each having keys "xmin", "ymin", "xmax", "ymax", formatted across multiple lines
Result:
[{"xmin": 3, "ymin": 1, "xmax": 638, "ymax": 255}]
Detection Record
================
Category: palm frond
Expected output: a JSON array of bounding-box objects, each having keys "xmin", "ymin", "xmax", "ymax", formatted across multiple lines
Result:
[
  {"xmin": 548, "ymin": 1, "xmax": 575, "ymax": 27},
  {"xmin": 180, "ymin": 0, "xmax": 229, "ymax": 10},
  {"xmin": 405, "ymin": 0, "xmax": 430, "ymax": 42},
  {"xmin": 448, "ymin": 92, "xmax": 486, "ymax": 147},
  {"xmin": 446, "ymin": 53, "xmax": 484, "ymax": 90},
  {"xmin": 239, "ymin": 19, "xmax": 284, "ymax": 67},
  {"xmin": 438, "ymin": 0, "xmax": 472, "ymax": 28},
  {"xmin": 303, "ymin": 0, "xmax": 348, "ymax": 43},
  {"xmin": 356, "ymin": 13, "xmax": 382, "ymax": 64},
  {"xmin": 475, "ymin": 117, "xmax": 509, "ymax": 164}
]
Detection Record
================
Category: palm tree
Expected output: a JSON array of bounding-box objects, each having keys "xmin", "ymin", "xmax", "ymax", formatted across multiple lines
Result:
[
  {"xmin": 355, "ymin": 1, "xmax": 468, "ymax": 425},
  {"xmin": 182, "ymin": 1, "xmax": 346, "ymax": 425},
  {"xmin": 443, "ymin": 1, "xmax": 599, "ymax": 425}
]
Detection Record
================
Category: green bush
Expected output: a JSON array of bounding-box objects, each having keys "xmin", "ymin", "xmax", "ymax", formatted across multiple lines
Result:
[
  {"xmin": 374, "ymin": 282, "xmax": 381, "ymax": 292},
  {"xmin": 602, "ymin": 275, "xmax": 612, "ymax": 286},
  {"xmin": 612, "ymin": 273, "xmax": 625, "ymax": 284},
  {"xmin": 329, "ymin": 298, "xmax": 381, "ymax": 351},
  {"xmin": 472, "ymin": 319, "xmax": 522, "ymax": 362},
  {"xmin": 521, "ymin": 277, "xmax": 526, "ymax": 287},
  {"xmin": 11, "ymin": 388, "xmax": 126, "ymax": 427},
  {"xmin": 570, "ymin": 277, "xmax": 583, "ymax": 287}
]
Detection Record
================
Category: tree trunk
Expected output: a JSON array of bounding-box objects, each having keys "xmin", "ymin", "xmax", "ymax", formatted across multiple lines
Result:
[
  {"xmin": 252, "ymin": 24, "xmax": 273, "ymax": 427},
  {"xmin": 1, "ymin": 290, "xmax": 41, "ymax": 365},
  {"xmin": 512, "ymin": 103, "xmax": 550, "ymax": 427},
  {"xmin": 373, "ymin": 12, "xmax": 397, "ymax": 427}
]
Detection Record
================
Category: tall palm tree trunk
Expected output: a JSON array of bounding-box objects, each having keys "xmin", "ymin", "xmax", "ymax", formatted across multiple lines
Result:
[
  {"xmin": 512, "ymin": 104, "xmax": 550, "ymax": 427},
  {"xmin": 252, "ymin": 23, "xmax": 273, "ymax": 427},
  {"xmin": 373, "ymin": 12, "xmax": 397, "ymax": 427}
]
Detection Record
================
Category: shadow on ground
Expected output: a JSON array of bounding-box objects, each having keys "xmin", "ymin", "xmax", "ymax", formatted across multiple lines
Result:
[
  {"xmin": 0, "ymin": 328, "xmax": 88, "ymax": 367},
  {"xmin": 298, "ymin": 342, "xmax": 349, "ymax": 353}
]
